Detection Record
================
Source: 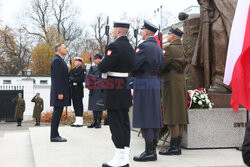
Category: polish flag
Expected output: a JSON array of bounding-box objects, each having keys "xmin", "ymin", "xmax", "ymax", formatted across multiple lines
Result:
[{"xmin": 223, "ymin": 0, "xmax": 250, "ymax": 112}]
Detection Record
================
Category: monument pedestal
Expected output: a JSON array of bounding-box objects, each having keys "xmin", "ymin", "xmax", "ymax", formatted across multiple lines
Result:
[{"xmin": 183, "ymin": 108, "xmax": 248, "ymax": 149}]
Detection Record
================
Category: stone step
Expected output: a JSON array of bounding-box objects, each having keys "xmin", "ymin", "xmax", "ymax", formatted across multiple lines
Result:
[
  {"xmin": 0, "ymin": 132, "xmax": 35, "ymax": 167},
  {"xmin": 29, "ymin": 126, "xmax": 246, "ymax": 167}
]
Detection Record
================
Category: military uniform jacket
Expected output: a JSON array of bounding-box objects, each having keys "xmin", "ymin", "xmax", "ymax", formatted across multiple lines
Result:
[
  {"xmin": 86, "ymin": 65, "xmax": 105, "ymax": 111},
  {"xmin": 132, "ymin": 36, "xmax": 164, "ymax": 129},
  {"xmin": 31, "ymin": 96, "xmax": 44, "ymax": 119},
  {"xmin": 69, "ymin": 66, "xmax": 86, "ymax": 99},
  {"xmin": 243, "ymin": 122, "xmax": 250, "ymax": 166},
  {"xmin": 50, "ymin": 54, "xmax": 71, "ymax": 107},
  {"xmin": 12, "ymin": 97, "xmax": 25, "ymax": 119},
  {"xmin": 161, "ymin": 39, "xmax": 189, "ymax": 125},
  {"xmin": 98, "ymin": 36, "xmax": 135, "ymax": 110}
]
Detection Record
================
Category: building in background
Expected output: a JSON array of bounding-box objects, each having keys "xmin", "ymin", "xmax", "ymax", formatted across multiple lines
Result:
[
  {"xmin": 0, "ymin": 75, "xmax": 89, "ymax": 121},
  {"xmin": 162, "ymin": 5, "xmax": 200, "ymax": 47}
]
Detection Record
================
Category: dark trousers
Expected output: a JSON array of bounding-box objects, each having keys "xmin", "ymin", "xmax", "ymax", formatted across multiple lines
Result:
[
  {"xmin": 141, "ymin": 128, "xmax": 159, "ymax": 142},
  {"xmin": 108, "ymin": 108, "xmax": 130, "ymax": 148},
  {"xmin": 50, "ymin": 107, "xmax": 63, "ymax": 138},
  {"xmin": 72, "ymin": 98, "xmax": 83, "ymax": 116},
  {"xmin": 17, "ymin": 119, "xmax": 22, "ymax": 125}
]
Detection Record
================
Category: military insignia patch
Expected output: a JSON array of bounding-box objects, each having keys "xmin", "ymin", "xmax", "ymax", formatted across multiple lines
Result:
[
  {"xmin": 136, "ymin": 48, "xmax": 140, "ymax": 53},
  {"xmin": 107, "ymin": 50, "xmax": 112, "ymax": 56},
  {"xmin": 163, "ymin": 50, "xmax": 166, "ymax": 54}
]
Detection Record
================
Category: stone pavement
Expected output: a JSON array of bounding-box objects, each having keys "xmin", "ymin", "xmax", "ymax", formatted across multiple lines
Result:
[{"xmin": 0, "ymin": 124, "xmax": 247, "ymax": 167}]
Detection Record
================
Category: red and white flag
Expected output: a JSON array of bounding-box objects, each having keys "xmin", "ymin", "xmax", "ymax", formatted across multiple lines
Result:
[{"xmin": 223, "ymin": 0, "xmax": 250, "ymax": 112}]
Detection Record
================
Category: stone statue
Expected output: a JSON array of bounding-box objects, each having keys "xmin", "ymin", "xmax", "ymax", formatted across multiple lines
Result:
[{"xmin": 180, "ymin": 0, "xmax": 238, "ymax": 92}]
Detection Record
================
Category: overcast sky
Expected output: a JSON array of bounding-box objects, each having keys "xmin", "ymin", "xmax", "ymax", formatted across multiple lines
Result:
[{"xmin": 0, "ymin": 0, "xmax": 198, "ymax": 27}]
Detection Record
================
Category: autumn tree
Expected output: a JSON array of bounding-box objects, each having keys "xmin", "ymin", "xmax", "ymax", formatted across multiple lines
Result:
[
  {"xmin": 22, "ymin": 0, "xmax": 83, "ymax": 62},
  {"xmin": 30, "ymin": 26, "xmax": 64, "ymax": 75},
  {"xmin": 0, "ymin": 26, "xmax": 31, "ymax": 75}
]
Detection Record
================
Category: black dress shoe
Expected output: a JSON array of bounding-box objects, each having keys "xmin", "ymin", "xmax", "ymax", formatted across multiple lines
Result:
[
  {"xmin": 102, "ymin": 163, "xmax": 129, "ymax": 167},
  {"xmin": 50, "ymin": 136, "xmax": 67, "ymax": 142},
  {"xmin": 95, "ymin": 123, "xmax": 101, "ymax": 129},
  {"xmin": 87, "ymin": 122, "xmax": 96, "ymax": 128},
  {"xmin": 71, "ymin": 124, "xmax": 76, "ymax": 127},
  {"xmin": 75, "ymin": 125, "xmax": 83, "ymax": 127}
]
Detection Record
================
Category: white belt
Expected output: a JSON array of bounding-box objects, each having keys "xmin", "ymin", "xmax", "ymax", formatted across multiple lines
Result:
[
  {"xmin": 73, "ymin": 83, "xmax": 77, "ymax": 86},
  {"xmin": 107, "ymin": 72, "xmax": 129, "ymax": 77}
]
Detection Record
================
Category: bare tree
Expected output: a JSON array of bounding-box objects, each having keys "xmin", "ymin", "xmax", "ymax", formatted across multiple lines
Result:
[
  {"xmin": 0, "ymin": 26, "xmax": 32, "ymax": 75},
  {"xmin": 91, "ymin": 14, "xmax": 107, "ymax": 55},
  {"xmin": 22, "ymin": 0, "xmax": 83, "ymax": 54}
]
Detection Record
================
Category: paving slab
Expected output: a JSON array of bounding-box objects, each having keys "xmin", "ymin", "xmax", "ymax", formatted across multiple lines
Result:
[
  {"xmin": 29, "ymin": 126, "xmax": 246, "ymax": 167},
  {"xmin": 0, "ymin": 132, "xmax": 35, "ymax": 167}
]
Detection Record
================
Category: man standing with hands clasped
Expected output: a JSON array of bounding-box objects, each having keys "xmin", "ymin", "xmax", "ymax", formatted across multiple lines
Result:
[{"xmin": 50, "ymin": 43, "xmax": 70, "ymax": 142}]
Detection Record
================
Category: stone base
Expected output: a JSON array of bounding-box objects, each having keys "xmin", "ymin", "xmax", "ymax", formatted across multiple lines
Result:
[
  {"xmin": 183, "ymin": 108, "xmax": 249, "ymax": 149},
  {"xmin": 208, "ymin": 92, "xmax": 231, "ymax": 108}
]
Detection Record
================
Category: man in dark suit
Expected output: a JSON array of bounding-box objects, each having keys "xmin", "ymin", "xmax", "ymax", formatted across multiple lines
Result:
[
  {"xmin": 99, "ymin": 22, "xmax": 135, "ymax": 167},
  {"xmin": 69, "ymin": 57, "xmax": 86, "ymax": 127},
  {"xmin": 50, "ymin": 43, "xmax": 71, "ymax": 142},
  {"xmin": 242, "ymin": 121, "xmax": 250, "ymax": 166}
]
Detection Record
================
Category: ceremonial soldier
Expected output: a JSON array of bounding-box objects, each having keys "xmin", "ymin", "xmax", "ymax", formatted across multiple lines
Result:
[
  {"xmin": 159, "ymin": 25, "xmax": 188, "ymax": 155},
  {"xmin": 50, "ymin": 43, "xmax": 70, "ymax": 142},
  {"xmin": 12, "ymin": 93, "xmax": 25, "ymax": 126},
  {"xmin": 132, "ymin": 20, "xmax": 164, "ymax": 162},
  {"xmin": 87, "ymin": 54, "xmax": 105, "ymax": 129},
  {"xmin": 69, "ymin": 57, "xmax": 86, "ymax": 127},
  {"xmin": 31, "ymin": 93, "xmax": 44, "ymax": 126},
  {"xmin": 98, "ymin": 22, "xmax": 135, "ymax": 167}
]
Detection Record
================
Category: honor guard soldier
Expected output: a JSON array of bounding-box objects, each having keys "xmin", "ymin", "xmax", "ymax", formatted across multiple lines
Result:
[
  {"xmin": 87, "ymin": 54, "xmax": 105, "ymax": 129},
  {"xmin": 69, "ymin": 57, "xmax": 86, "ymax": 127},
  {"xmin": 159, "ymin": 25, "xmax": 189, "ymax": 155},
  {"xmin": 31, "ymin": 93, "xmax": 44, "ymax": 126},
  {"xmin": 12, "ymin": 93, "xmax": 25, "ymax": 126},
  {"xmin": 98, "ymin": 21, "xmax": 135, "ymax": 167},
  {"xmin": 132, "ymin": 20, "xmax": 164, "ymax": 162}
]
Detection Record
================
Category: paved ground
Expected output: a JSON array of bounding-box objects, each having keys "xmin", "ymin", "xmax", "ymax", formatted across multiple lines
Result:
[
  {"xmin": 29, "ymin": 126, "xmax": 246, "ymax": 167},
  {"xmin": 0, "ymin": 122, "xmax": 247, "ymax": 167}
]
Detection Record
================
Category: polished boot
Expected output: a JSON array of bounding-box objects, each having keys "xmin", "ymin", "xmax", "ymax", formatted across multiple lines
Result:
[
  {"xmin": 95, "ymin": 112, "xmax": 102, "ymax": 129},
  {"xmin": 102, "ymin": 148, "xmax": 129, "ymax": 167},
  {"xmin": 124, "ymin": 147, "xmax": 130, "ymax": 165},
  {"xmin": 88, "ymin": 113, "xmax": 97, "ymax": 128},
  {"xmin": 133, "ymin": 141, "xmax": 157, "ymax": 162},
  {"xmin": 178, "ymin": 136, "xmax": 182, "ymax": 154},
  {"xmin": 159, "ymin": 138, "xmax": 181, "ymax": 155},
  {"xmin": 71, "ymin": 117, "xmax": 83, "ymax": 127}
]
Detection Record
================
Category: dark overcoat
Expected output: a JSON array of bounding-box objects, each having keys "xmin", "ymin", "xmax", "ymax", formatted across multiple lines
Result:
[
  {"xmin": 132, "ymin": 37, "xmax": 164, "ymax": 129},
  {"xmin": 50, "ymin": 54, "xmax": 71, "ymax": 107},
  {"xmin": 242, "ymin": 122, "xmax": 250, "ymax": 167},
  {"xmin": 86, "ymin": 65, "xmax": 105, "ymax": 111},
  {"xmin": 98, "ymin": 36, "xmax": 135, "ymax": 110},
  {"xmin": 31, "ymin": 96, "xmax": 44, "ymax": 119},
  {"xmin": 161, "ymin": 39, "xmax": 189, "ymax": 125},
  {"xmin": 12, "ymin": 97, "xmax": 25, "ymax": 119},
  {"xmin": 69, "ymin": 66, "xmax": 86, "ymax": 99}
]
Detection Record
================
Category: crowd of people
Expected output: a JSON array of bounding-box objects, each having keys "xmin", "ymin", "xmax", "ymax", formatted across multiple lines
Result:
[{"xmin": 49, "ymin": 19, "xmax": 189, "ymax": 167}]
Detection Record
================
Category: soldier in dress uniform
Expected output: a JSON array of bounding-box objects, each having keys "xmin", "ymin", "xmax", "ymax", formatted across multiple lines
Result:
[
  {"xmin": 98, "ymin": 21, "xmax": 135, "ymax": 167},
  {"xmin": 159, "ymin": 25, "xmax": 189, "ymax": 155},
  {"xmin": 243, "ymin": 122, "xmax": 250, "ymax": 166},
  {"xmin": 12, "ymin": 93, "xmax": 25, "ymax": 126},
  {"xmin": 132, "ymin": 20, "xmax": 164, "ymax": 162},
  {"xmin": 69, "ymin": 57, "xmax": 86, "ymax": 127},
  {"xmin": 87, "ymin": 54, "xmax": 105, "ymax": 129},
  {"xmin": 31, "ymin": 93, "xmax": 44, "ymax": 126}
]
